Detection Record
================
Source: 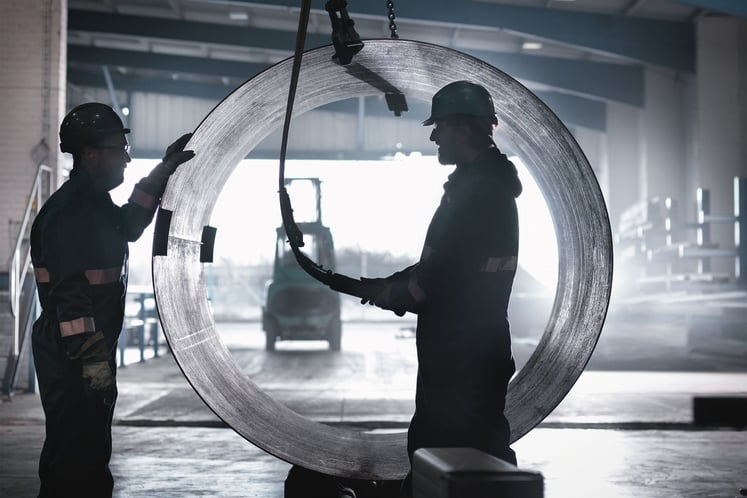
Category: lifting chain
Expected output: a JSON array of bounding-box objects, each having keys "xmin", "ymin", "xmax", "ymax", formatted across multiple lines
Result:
[{"xmin": 386, "ymin": 0, "xmax": 399, "ymax": 39}]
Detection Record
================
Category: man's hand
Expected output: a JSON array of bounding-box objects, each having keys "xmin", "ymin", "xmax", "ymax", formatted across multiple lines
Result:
[
  {"xmin": 65, "ymin": 330, "xmax": 108, "ymax": 362},
  {"xmin": 65, "ymin": 331, "xmax": 115, "ymax": 402},
  {"xmin": 359, "ymin": 277, "xmax": 389, "ymax": 306},
  {"xmin": 81, "ymin": 361, "xmax": 115, "ymax": 402},
  {"xmin": 161, "ymin": 133, "xmax": 195, "ymax": 175},
  {"xmin": 360, "ymin": 277, "xmax": 406, "ymax": 317}
]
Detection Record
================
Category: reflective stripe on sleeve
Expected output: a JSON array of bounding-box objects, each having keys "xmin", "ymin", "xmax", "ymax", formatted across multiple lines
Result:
[
  {"xmin": 129, "ymin": 187, "xmax": 158, "ymax": 211},
  {"xmin": 479, "ymin": 256, "xmax": 518, "ymax": 272},
  {"xmin": 35, "ymin": 267, "xmax": 121, "ymax": 285},
  {"xmin": 34, "ymin": 267, "xmax": 50, "ymax": 283},
  {"xmin": 85, "ymin": 267, "xmax": 122, "ymax": 284},
  {"xmin": 59, "ymin": 316, "xmax": 96, "ymax": 337}
]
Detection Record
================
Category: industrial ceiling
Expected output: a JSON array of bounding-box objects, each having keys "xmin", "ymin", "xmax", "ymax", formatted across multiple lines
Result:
[{"xmin": 65, "ymin": 0, "xmax": 746, "ymax": 139}]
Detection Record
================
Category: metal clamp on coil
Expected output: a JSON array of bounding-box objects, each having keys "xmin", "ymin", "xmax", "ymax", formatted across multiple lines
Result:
[{"xmin": 325, "ymin": 0, "xmax": 364, "ymax": 65}]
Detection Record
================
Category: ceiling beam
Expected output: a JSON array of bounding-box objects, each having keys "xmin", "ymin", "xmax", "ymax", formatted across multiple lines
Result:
[
  {"xmin": 670, "ymin": 0, "xmax": 747, "ymax": 17},
  {"xmin": 68, "ymin": 19, "xmax": 643, "ymax": 105},
  {"xmin": 215, "ymin": 0, "xmax": 695, "ymax": 71},
  {"xmin": 68, "ymin": 45, "xmax": 269, "ymax": 80},
  {"xmin": 68, "ymin": 67, "xmax": 237, "ymax": 101},
  {"xmin": 68, "ymin": 9, "xmax": 331, "ymax": 52},
  {"xmin": 534, "ymin": 91, "xmax": 606, "ymax": 131},
  {"xmin": 623, "ymin": 0, "xmax": 649, "ymax": 16},
  {"xmin": 470, "ymin": 50, "xmax": 643, "ymax": 106}
]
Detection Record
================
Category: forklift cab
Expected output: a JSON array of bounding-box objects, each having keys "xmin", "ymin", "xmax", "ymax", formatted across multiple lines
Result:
[{"xmin": 261, "ymin": 178, "xmax": 342, "ymax": 351}]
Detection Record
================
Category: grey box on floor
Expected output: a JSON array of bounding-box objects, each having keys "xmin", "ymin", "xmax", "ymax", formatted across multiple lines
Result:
[{"xmin": 413, "ymin": 447, "xmax": 543, "ymax": 498}]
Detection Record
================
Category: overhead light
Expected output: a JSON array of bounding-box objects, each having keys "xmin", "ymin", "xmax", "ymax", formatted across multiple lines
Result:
[
  {"xmin": 229, "ymin": 12, "xmax": 248, "ymax": 21},
  {"xmin": 522, "ymin": 41, "xmax": 543, "ymax": 50},
  {"xmin": 121, "ymin": 106, "xmax": 130, "ymax": 116}
]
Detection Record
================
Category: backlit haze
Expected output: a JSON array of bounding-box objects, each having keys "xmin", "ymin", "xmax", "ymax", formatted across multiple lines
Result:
[{"xmin": 112, "ymin": 154, "xmax": 558, "ymax": 291}]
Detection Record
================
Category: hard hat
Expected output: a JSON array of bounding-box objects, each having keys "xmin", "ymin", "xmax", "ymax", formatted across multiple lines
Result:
[
  {"xmin": 422, "ymin": 81, "xmax": 497, "ymax": 126},
  {"xmin": 59, "ymin": 103, "xmax": 130, "ymax": 154}
]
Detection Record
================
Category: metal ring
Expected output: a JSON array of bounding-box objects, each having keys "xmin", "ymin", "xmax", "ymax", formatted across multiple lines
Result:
[{"xmin": 153, "ymin": 39, "xmax": 613, "ymax": 480}]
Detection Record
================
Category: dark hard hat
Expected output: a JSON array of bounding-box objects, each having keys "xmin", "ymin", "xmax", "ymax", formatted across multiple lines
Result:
[
  {"xmin": 59, "ymin": 103, "xmax": 130, "ymax": 154},
  {"xmin": 423, "ymin": 81, "xmax": 497, "ymax": 126}
]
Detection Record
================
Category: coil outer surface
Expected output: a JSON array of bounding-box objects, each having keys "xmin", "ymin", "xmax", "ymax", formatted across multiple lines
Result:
[{"xmin": 152, "ymin": 40, "xmax": 613, "ymax": 480}]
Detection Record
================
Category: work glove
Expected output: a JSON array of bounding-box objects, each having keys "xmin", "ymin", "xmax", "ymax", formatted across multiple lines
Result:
[
  {"xmin": 149, "ymin": 133, "xmax": 195, "ymax": 178},
  {"xmin": 162, "ymin": 133, "xmax": 195, "ymax": 174},
  {"xmin": 65, "ymin": 331, "xmax": 115, "ymax": 402},
  {"xmin": 359, "ymin": 277, "xmax": 406, "ymax": 317},
  {"xmin": 359, "ymin": 277, "xmax": 388, "ymax": 306},
  {"xmin": 81, "ymin": 361, "xmax": 115, "ymax": 402}
]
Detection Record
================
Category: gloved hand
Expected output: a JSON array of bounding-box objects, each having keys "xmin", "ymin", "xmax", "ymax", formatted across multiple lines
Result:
[
  {"xmin": 149, "ymin": 133, "xmax": 195, "ymax": 177},
  {"xmin": 65, "ymin": 331, "xmax": 115, "ymax": 402},
  {"xmin": 81, "ymin": 361, "xmax": 115, "ymax": 402},
  {"xmin": 65, "ymin": 330, "xmax": 108, "ymax": 361},
  {"xmin": 359, "ymin": 277, "xmax": 406, "ymax": 317},
  {"xmin": 162, "ymin": 133, "xmax": 195, "ymax": 174},
  {"xmin": 359, "ymin": 277, "xmax": 389, "ymax": 306}
]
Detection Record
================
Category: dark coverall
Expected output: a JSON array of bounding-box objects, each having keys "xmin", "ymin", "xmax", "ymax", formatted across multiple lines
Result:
[
  {"xmin": 383, "ymin": 147, "xmax": 522, "ymax": 468},
  {"xmin": 30, "ymin": 167, "xmax": 167, "ymax": 497}
]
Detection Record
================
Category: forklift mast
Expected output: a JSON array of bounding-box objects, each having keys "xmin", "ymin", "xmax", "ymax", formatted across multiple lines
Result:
[{"xmin": 284, "ymin": 177, "xmax": 323, "ymax": 225}]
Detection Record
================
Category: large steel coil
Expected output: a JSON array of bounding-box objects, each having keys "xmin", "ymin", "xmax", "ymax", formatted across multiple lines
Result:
[{"xmin": 152, "ymin": 39, "xmax": 613, "ymax": 480}]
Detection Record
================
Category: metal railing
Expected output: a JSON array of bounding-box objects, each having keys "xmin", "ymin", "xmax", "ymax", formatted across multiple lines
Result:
[
  {"xmin": 616, "ymin": 176, "xmax": 747, "ymax": 293},
  {"xmin": 3, "ymin": 164, "xmax": 53, "ymax": 395},
  {"xmin": 117, "ymin": 287, "xmax": 167, "ymax": 367}
]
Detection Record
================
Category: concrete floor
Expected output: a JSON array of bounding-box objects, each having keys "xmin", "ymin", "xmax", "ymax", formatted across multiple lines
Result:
[{"xmin": 2, "ymin": 321, "xmax": 746, "ymax": 497}]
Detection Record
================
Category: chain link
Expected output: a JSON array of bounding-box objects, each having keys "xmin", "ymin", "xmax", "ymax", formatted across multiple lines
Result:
[{"xmin": 386, "ymin": 0, "xmax": 399, "ymax": 39}]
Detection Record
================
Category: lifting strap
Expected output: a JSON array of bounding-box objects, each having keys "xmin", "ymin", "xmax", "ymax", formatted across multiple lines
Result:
[{"xmin": 278, "ymin": 0, "xmax": 368, "ymax": 298}]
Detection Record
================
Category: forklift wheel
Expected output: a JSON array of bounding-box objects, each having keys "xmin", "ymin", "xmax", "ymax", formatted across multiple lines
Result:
[{"xmin": 265, "ymin": 322, "xmax": 278, "ymax": 352}]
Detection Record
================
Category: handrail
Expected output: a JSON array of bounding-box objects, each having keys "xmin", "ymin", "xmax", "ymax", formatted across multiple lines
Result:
[
  {"xmin": 3, "ymin": 274, "xmax": 41, "ymax": 395},
  {"xmin": 7, "ymin": 164, "xmax": 53, "ymax": 357}
]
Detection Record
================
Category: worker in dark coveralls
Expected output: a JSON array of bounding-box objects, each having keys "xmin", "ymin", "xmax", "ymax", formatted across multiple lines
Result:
[
  {"xmin": 359, "ymin": 81, "xmax": 522, "ymax": 496},
  {"xmin": 30, "ymin": 102, "xmax": 194, "ymax": 497}
]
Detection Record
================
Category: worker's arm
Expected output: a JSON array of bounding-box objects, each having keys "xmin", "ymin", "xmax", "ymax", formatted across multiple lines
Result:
[
  {"xmin": 120, "ymin": 133, "xmax": 195, "ymax": 241},
  {"xmin": 366, "ymin": 174, "xmax": 518, "ymax": 315},
  {"xmin": 359, "ymin": 263, "xmax": 420, "ymax": 316}
]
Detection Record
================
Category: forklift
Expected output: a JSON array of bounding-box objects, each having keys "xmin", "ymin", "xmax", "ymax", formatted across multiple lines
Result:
[{"xmin": 262, "ymin": 178, "xmax": 342, "ymax": 351}]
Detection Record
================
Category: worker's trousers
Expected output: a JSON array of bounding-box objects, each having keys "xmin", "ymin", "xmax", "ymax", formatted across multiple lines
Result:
[{"xmin": 32, "ymin": 314, "xmax": 117, "ymax": 498}]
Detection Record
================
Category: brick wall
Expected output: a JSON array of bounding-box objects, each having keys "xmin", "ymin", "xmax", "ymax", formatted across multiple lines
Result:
[
  {"xmin": 1, "ymin": 0, "xmax": 66, "ymax": 393},
  {"xmin": 0, "ymin": 0, "xmax": 67, "ymax": 272}
]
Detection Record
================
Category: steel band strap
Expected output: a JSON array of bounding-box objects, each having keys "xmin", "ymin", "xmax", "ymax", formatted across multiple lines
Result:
[
  {"xmin": 129, "ymin": 187, "xmax": 158, "ymax": 211},
  {"xmin": 59, "ymin": 316, "xmax": 96, "ymax": 337},
  {"xmin": 85, "ymin": 267, "xmax": 122, "ymax": 284},
  {"xmin": 34, "ymin": 267, "xmax": 50, "ymax": 283},
  {"xmin": 480, "ymin": 256, "xmax": 518, "ymax": 272}
]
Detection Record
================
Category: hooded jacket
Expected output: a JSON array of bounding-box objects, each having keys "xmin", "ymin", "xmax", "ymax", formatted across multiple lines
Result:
[{"xmin": 386, "ymin": 146, "xmax": 522, "ymax": 341}]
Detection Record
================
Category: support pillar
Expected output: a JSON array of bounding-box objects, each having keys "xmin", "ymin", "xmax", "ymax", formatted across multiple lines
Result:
[
  {"xmin": 605, "ymin": 102, "xmax": 642, "ymax": 229},
  {"xmin": 695, "ymin": 16, "xmax": 747, "ymax": 277},
  {"xmin": 639, "ymin": 67, "xmax": 691, "ymax": 210}
]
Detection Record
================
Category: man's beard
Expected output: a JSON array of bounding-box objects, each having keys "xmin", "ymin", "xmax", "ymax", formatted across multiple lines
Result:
[{"xmin": 437, "ymin": 147, "xmax": 456, "ymax": 165}]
